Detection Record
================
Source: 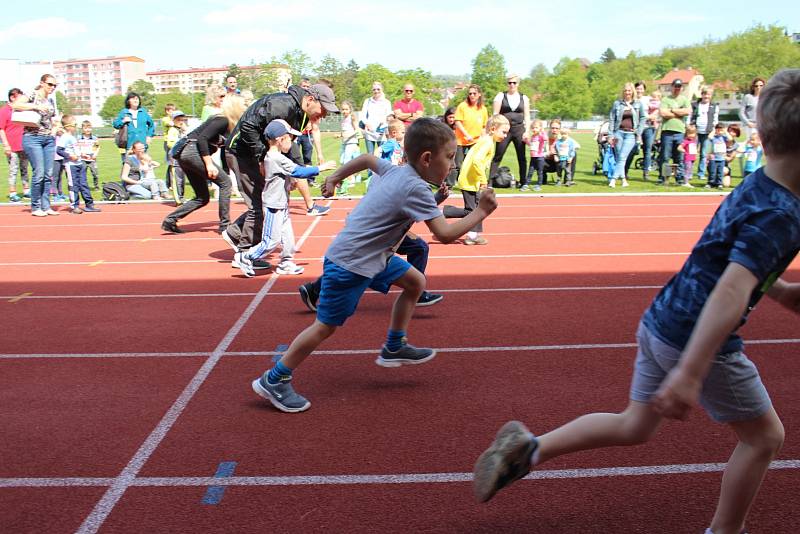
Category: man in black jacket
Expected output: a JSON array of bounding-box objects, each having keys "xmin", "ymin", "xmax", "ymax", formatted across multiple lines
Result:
[{"xmin": 223, "ymin": 83, "xmax": 338, "ymax": 256}]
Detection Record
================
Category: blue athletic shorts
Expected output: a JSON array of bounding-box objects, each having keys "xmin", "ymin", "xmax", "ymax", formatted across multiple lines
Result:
[
  {"xmin": 630, "ymin": 320, "xmax": 771, "ymax": 423},
  {"xmin": 316, "ymin": 256, "xmax": 412, "ymax": 326}
]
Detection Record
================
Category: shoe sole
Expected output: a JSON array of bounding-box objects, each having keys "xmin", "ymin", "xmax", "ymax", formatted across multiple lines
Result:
[
  {"xmin": 251, "ymin": 378, "xmax": 310, "ymax": 413},
  {"xmin": 276, "ymin": 268, "xmax": 304, "ymax": 275},
  {"xmin": 416, "ymin": 295, "xmax": 443, "ymax": 307},
  {"xmin": 473, "ymin": 421, "xmax": 535, "ymax": 503},
  {"xmin": 299, "ymin": 286, "xmax": 317, "ymax": 312},
  {"xmin": 375, "ymin": 349, "xmax": 437, "ymax": 368}
]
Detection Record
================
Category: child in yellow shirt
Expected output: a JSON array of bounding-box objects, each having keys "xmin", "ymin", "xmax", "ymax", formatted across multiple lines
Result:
[{"xmin": 443, "ymin": 114, "xmax": 509, "ymax": 245}]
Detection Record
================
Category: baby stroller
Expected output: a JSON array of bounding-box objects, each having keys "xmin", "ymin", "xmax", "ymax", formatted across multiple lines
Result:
[
  {"xmin": 634, "ymin": 137, "xmax": 661, "ymax": 172},
  {"xmin": 591, "ymin": 121, "xmax": 610, "ymax": 175}
]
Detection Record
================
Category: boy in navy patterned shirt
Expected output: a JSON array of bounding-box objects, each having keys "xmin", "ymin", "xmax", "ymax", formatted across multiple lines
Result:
[{"xmin": 474, "ymin": 69, "xmax": 800, "ymax": 534}]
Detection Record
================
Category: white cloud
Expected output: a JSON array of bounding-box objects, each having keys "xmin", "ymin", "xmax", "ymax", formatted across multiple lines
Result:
[{"xmin": 0, "ymin": 17, "xmax": 88, "ymax": 44}]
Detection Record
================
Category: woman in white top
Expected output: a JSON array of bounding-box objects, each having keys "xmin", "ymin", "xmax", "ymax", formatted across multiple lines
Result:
[
  {"xmin": 360, "ymin": 82, "xmax": 393, "ymax": 157},
  {"xmin": 739, "ymin": 77, "xmax": 765, "ymax": 138}
]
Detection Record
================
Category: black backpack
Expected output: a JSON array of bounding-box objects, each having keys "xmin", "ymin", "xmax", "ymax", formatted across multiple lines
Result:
[
  {"xmin": 103, "ymin": 182, "xmax": 130, "ymax": 202},
  {"xmin": 492, "ymin": 166, "xmax": 515, "ymax": 188}
]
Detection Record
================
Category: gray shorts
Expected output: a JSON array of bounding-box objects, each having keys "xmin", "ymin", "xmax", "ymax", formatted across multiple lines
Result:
[{"xmin": 630, "ymin": 320, "xmax": 772, "ymax": 423}]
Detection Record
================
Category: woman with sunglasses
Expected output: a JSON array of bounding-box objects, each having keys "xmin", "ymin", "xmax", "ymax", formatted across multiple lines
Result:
[
  {"xmin": 12, "ymin": 74, "xmax": 59, "ymax": 216},
  {"xmin": 490, "ymin": 74, "xmax": 531, "ymax": 190},
  {"xmin": 739, "ymin": 77, "xmax": 765, "ymax": 138},
  {"xmin": 112, "ymin": 92, "xmax": 155, "ymax": 161},
  {"xmin": 454, "ymin": 84, "xmax": 488, "ymax": 178}
]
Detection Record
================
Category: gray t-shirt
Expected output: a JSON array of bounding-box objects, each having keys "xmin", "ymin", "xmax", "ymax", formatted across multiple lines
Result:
[
  {"xmin": 326, "ymin": 159, "xmax": 442, "ymax": 277},
  {"xmin": 262, "ymin": 151, "xmax": 295, "ymax": 209}
]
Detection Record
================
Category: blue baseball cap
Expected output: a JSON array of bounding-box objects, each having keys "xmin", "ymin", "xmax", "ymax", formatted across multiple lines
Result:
[{"xmin": 264, "ymin": 119, "xmax": 302, "ymax": 139}]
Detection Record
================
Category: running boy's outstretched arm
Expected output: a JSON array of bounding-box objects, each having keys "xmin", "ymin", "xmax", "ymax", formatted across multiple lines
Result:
[
  {"xmin": 321, "ymin": 154, "xmax": 381, "ymax": 197},
  {"xmin": 653, "ymin": 262, "xmax": 759, "ymax": 419},
  {"xmin": 425, "ymin": 188, "xmax": 498, "ymax": 243}
]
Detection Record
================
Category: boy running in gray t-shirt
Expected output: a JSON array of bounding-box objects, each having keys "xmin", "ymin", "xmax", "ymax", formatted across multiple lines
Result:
[{"xmin": 252, "ymin": 118, "xmax": 498, "ymax": 413}]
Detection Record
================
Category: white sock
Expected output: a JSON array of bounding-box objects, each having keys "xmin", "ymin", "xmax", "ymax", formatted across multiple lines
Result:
[
  {"xmin": 467, "ymin": 231, "xmax": 478, "ymax": 240},
  {"xmin": 530, "ymin": 448, "xmax": 541, "ymax": 466},
  {"xmin": 704, "ymin": 529, "xmax": 714, "ymax": 534}
]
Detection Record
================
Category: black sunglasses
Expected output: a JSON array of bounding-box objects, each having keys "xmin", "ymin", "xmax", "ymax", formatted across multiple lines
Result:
[{"xmin": 45, "ymin": 82, "xmax": 58, "ymax": 88}]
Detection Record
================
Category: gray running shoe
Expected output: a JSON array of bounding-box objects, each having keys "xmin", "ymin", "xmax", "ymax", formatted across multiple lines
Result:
[
  {"xmin": 251, "ymin": 374, "xmax": 311, "ymax": 413},
  {"xmin": 473, "ymin": 421, "xmax": 538, "ymax": 503},
  {"xmin": 221, "ymin": 229, "xmax": 238, "ymax": 251},
  {"xmin": 376, "ymin": 340, "xmax": 436, "ymax": 368}
]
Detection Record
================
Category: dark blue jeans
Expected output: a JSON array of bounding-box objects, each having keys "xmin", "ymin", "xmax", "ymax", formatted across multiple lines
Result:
[
  {"xmin": 659, "ymin": 131, "xmax": 685, "ymax": 184},
  {"xmin": 641, "ymin": 127, "xmax": 656, "ymax": 176},
  {"xmin": 696, "ymin": 133, "xmax": 711, "ymax": 178},
  {"xmin": 22, "ymin": 133, "xmax": 55, "ymax": 211},
  {"xmin": 708, "ymin": 160, "xmax": 724, "ymax": 187},
  {"xmin": 297, "ymin": 134, "xmax": 313, "ymax": 165}
]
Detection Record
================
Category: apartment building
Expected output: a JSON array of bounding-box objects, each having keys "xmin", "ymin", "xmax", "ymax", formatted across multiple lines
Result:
[
  {"xmin": 52, "ymin": 56, "xmax": 146, "ymax": 116},
  {"xmin": 146, "ymin": 64, "xmax": 291, "ymax": 94}
]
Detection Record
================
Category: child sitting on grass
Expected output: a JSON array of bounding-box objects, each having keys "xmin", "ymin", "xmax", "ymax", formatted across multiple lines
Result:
[
  {"xmin": 473, "ymin": 69, "xmax": 800, "ymax": 534},
  {"xmin": 252, "ymin": 118, "xmax": 498, "ymax": 413}
]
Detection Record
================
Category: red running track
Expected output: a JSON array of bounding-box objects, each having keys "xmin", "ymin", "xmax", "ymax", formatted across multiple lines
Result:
[{"xmin": 1, "ymin": 195, "xmax": 798, "ymax": 533}]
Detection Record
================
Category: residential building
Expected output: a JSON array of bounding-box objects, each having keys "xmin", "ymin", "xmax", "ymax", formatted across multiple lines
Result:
[
  {"xmin": 146, "ymin": 64, "xmax": 291, "ymax": 94},
  {"xmin": 53, "ymin": 56, "xmax": 146, "ymax": 116}
]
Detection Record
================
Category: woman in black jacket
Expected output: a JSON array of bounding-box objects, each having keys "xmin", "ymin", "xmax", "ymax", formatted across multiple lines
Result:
[{"xmin": 161, "ymin": 94, "xmax": 246, "ymax": 233}]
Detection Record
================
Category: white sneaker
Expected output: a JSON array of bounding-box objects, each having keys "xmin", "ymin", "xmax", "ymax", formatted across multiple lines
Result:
[
  {"xmin": 45, "ymin": 209, "xmax": 60, "ymax": 216},
  {"xmin": 31, "ymin": 209, "xmax": 47, "ymax": 217},
  {"xmin": 608, "ymin": 179, "xmax": 616, "ymax": 188},
  {"xmin": 233, "ymin": 252, "xmax": 255, "ymax": 278},
  {"xmin": 220, "ymin": 229, "xmax": 238, "ymax": 252},
  {"xmin": 621, "ymin": 179, "xmax": 630, "ymax": 187},
  {"xmin": 681, "ymin": 182, "xmax": 694, "ymax": 188},
  {"xmin": 276, "ymin": 262, "xmax": 304, "ymax": 275}
]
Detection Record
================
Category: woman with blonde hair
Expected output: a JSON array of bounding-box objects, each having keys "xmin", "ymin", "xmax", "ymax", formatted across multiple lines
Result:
[
  {"xmin": 607, "ymin": 82, "xmax": 646, "ymax": 187},
  {"xmin": 201, "ymin": 84, "xmax": 227, "ymax": 121},
  {"xmin": 161, "ymin": 94, "xmax": 246, "ymax": 233}
]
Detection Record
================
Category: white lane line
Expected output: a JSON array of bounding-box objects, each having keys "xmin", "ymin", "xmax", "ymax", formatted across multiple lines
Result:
[
  {"xmin": 2, "ymin": 460, "xmax": 798, "ymax": 489},
  {"xmin": 75, "ymin": 203, "xmax": 331, "ymax": 534},
  {"xmin": 0, "ymin": 252, "xmax": 690, "ymax": 267},
  {"xmin": 0, "ymin": 214, "xmax": 715, "ymax": 230},
  {"xmin": 0, "ymin": 285, "xmax": 665, "ymax": 301},
  {"xmin": 0, "ymin": 230, "xmax": 703, "ymax": 245},
  {"xmin": 3, "ymin": 339, "xmax": 798, "ymax": 360},
  {"xmin": 0, "ymin": 352, "xmax": 211, "ymax": 360}
]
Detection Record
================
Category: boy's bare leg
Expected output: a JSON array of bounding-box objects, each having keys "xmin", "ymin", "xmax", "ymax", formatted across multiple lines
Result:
[
  {"xmin": 536, "ymin": 401, "xmax": 662, "ymax": 464},
  {"xmin": 280, "ymin": 320, "xmax": 336, "ymax": 369},
  {"xmin": 388, "ymin": 268, "xmax": 426, "ymax": 332},
  {"xmin": 709, "ymin": 407, "xmax": 784, "ymax": 534}
]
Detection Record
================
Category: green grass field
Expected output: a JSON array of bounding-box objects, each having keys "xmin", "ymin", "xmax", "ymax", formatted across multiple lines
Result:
[{"xmin": 0, "ymin": 132, "xmax": 746, "ymax": 201}]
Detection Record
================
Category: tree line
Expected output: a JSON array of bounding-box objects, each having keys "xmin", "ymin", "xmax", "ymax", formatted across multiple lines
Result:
[{"xmin": 82, "ymin": 23, "xmax": 796, "ymax": 123}]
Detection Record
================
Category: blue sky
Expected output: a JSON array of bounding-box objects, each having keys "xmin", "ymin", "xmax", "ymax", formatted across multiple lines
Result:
[{"xmin": 1, "ymin": 0, "xmax": 798, "ymax": 76}]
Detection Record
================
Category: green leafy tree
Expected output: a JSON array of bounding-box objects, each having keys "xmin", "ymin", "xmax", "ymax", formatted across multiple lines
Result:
[
  {"xmin": 537, "ymin": 58, "xmax": 592, "ymax": 120},
  {"xmin": 470, "ymin": 44, "xmax": 506, "ymax": 100},
  {"xmin": 600, "ymin": 48, "xmax": 617, "ymax": 63},
  {"xmin": 54, "ymin": 91, "xmax": 75, "ymax": 115},
  {"xmin": 126, "ymin": 80, "xmax": 156, "ymax": 111},
  {"xmin": 247, "ymin": 64, "xmax": 281, "ymax": 96},
  {"xmin": 279, "ymin": 49, "xmax": 314, "ymax": 84},
  {"xmin": 99, "ymin": 94, "xmax": 126, "ymax": 123}
]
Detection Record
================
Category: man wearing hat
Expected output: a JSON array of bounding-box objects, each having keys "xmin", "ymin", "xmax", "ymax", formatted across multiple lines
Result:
[
  {"xmin": 658, "ymin": 79, "xmax": 692, "ymax": 186},
  {"xmin": 223, "ymin": 82, "xmax": 338, "ymax": 257}
]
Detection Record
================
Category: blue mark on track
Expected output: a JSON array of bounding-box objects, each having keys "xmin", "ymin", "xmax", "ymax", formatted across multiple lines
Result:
[
  {"xmin": 201, "ymin": 461, "xmax": 237, "ymax": 505},
  {"xmin": 272, "ymin": 343, "xmax": 289, "ymax": 363}
]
